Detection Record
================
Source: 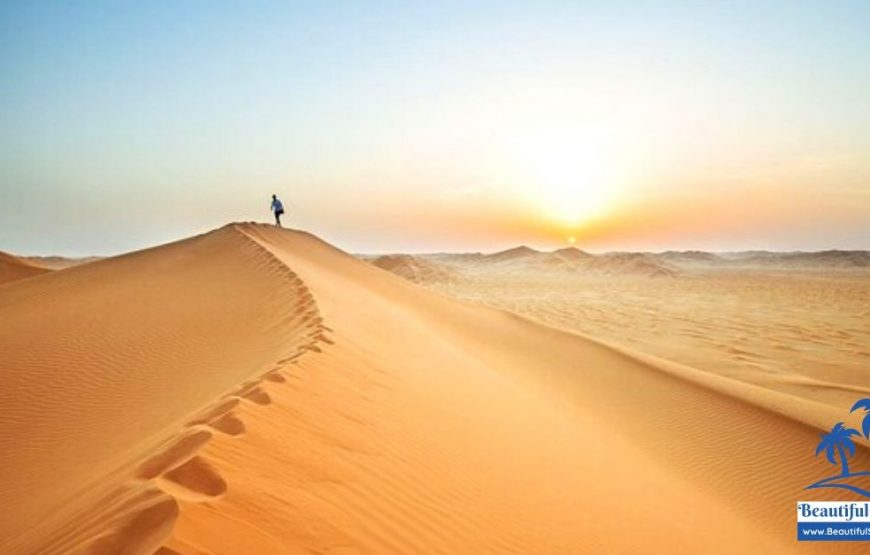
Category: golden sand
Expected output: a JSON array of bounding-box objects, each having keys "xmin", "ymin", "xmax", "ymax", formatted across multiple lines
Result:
[{"xmin": 1, "ymin": 224, "xmax": 866, "ymax": 554}]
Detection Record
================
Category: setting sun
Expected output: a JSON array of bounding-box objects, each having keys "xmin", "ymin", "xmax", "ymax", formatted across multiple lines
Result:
[{"xmin": 509, "ymin": 125, "xmax": 620, "ymax": 228}]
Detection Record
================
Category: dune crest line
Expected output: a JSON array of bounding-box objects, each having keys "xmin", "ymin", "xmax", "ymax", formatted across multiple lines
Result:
[
  {"xmin": 96, "ymin": 225, "xmax": 336, "ymax": 555},
  {"xmin": 0, "ymin": 224, "xmax": 333, "ymax": 555}
]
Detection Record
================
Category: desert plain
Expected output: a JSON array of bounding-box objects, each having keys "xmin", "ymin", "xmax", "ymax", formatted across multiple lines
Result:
[{"xmin": 1, "ymin": 224, "xmax": 869, "ymax": 554}]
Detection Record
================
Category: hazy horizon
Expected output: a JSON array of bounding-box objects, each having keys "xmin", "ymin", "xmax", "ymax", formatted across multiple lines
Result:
[
  {"xmin": 2, "ymin": 1, "xmax": 869, "ymax": 256},
  {"xmin": 7, "ymin": 221, "xmax": 870, "ymax": 260}
]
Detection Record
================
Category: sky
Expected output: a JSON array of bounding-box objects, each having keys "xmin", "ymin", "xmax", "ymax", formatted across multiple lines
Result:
[{"xmin": 1, "ymin": 1, "xmax": 868, "ymax": 256}]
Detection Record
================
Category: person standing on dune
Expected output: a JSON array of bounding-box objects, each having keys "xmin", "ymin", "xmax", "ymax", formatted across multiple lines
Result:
[{"xmin": 270, "ymin": 194, "xmax": 285, "ymax": 227}]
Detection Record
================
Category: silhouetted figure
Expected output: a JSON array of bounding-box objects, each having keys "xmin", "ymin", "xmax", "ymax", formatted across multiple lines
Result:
[{"xmin": 271, "ymin": 194, "xmax": 285, "ymax": 227}]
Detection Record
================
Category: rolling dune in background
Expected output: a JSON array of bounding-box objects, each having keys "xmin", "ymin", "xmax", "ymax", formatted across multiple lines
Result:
[
  {"xmin": 1, "ymin": 224, "xmax": 866, "ymax": 554},
  {"xmin": 0, "ymin": 251, "xmax": 53, "ymax": 284}
]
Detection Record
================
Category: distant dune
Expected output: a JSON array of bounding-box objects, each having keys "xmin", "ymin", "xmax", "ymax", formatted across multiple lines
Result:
[
  {"xmin": 588, "ymin": 252, "xmax": 680, "ymax": 277},
  {"xmin": 0, "ymin": 250, "xmax": 52, "ymax": 284},
  {"xmin": 552, "ymin": 245, "xmax": 594, "ymax": 261},
  {"xmin": 24, "ymin": 255, "xmax": 102, "ymax": 270},
  {"xmin": 370, "ymin": 254, "xmax": 461, "ymax": 283},
  {"xmin": 372, "ymin": 247, "xmax": 870, "ymax": 282},
  {"xmin": 483, "ymin": 244, "xmax": 541, "ymax": 263},
  {"xmin": 380, "ymin": 246, "xmax": 679, "ymax": 278},
  {"xmin": 1, "ymin": 226, "xmax": 866, "ymax": 554},
  {"xmin": 721, "ymin": 250, "xmax": 870, "ymax": 268},
  {"xmin": 653, "ymin": 250, "xmax": 727, "ymax": 267}
]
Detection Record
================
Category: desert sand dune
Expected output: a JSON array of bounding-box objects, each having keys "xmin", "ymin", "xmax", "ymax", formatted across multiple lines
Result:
[
  {"xmin": 720, "ymin": 250, "xmax": 870, "ymax": 269},
  {"xmin": 653, "ymin": 250, "xmax": 727, "ymax": 267},
  {"xmin": 0, "ymin": 225, "xmax": 329, "ymax": 554},
  {"xmin": 484, "ymin": 245, "xmax": 541, "ymax": 262},
  {"xmin": 1, "ymin": 224, "xmax": 866, "ymax": 553},
  {"xmin": 418, "ymin": 246, "xmax": 680, "ymax": 277},
  {"xmin": 588, "ymin": 252, "xmax": 680, "ymax": 277},
  {"xmin": 553, "ymin": 245, "xmax": 594, "ymax": 260},
  {"xmin": 23, "ymin": 255, "xmax": 102, "ymax": 270},
  {"xmin": 406, "ymin": 247, "xmax": 870, "ymax": 277},
  {"xmin": 0, "ymin": 250, "xmax": 53, "ymax": 284},
  {"xmin": 370, "ymin": 254, "xmax": 461, "ymax": 284},
  {"xmin": 424, "ymin": 265, "xmax": 870, "ymax": 411}
]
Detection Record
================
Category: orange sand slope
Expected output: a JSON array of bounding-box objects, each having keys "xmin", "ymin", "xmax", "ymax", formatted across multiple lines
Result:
[
  {"xmin": 0, "ymin": 224, "xmax": 865, "ymax": 554},
  {"xmin": 0, "ymin": 250, "xmax": 52, "ymax": 284}
]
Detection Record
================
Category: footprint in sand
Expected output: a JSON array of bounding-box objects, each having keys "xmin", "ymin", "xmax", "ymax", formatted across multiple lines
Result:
[
  {"xmin": 157, "ymin": 456, "xmax": 227, "ymax": 502},
  {"xmin": 82, "ymin": 490, "xmax": 178, "ymax": 555},
  {"xmin": 265, "ymin": 370, "xmax": 287, "ymax": 383},
  {"xmin": 187, "ymin": 398, "xmax": 240, "ymax": 427},
  {"xmin": 208, "ymin": 412, "xmax": 246, "ymax": 436},
  {"xmin": 138, "ymin": 428, "xmax": 213, "ymax": 480}
]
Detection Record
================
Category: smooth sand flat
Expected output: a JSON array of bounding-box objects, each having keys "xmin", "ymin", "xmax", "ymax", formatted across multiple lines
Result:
[
  {"xmin": 424, "ymin": 260, "xmax": 870, "ymax": 410},
  {"xmin": 1, "ymin": 224, "xmax": 865, "ymax": 554}
]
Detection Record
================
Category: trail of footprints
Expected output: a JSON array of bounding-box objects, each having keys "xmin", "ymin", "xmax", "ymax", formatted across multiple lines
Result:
[{"xmin": 81, "ymin": 264, "xmax": 333, "ymax": 555}]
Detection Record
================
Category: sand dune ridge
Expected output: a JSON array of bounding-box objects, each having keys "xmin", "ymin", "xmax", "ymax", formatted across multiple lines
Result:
[{"xmin": 2, "ymin": 223, "xmax": 866, "ymax": 553}]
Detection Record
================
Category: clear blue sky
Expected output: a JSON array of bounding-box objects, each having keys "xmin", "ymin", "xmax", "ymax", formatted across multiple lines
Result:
[{"xmin": 2, "ymin": 1, "xmax": 868, "ymax": 255}]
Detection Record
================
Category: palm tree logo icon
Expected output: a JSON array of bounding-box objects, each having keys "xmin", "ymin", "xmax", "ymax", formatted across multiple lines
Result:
[
  {"xmin": 806, "ymin": 399, "xmax": 870, "ymax": 497},
  {"xmin": 852, "ymin": 399, "xmax": 870, "ymax": 438},
  {"xmin": 816, "ymin": 423, "xmax": 861, "ymax": 476}
]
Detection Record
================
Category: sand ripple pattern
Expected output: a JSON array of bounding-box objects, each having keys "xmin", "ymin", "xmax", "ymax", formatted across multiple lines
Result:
[{"xmin": 0, "ymin": 225, "xmax": 332, "ymax": 555}]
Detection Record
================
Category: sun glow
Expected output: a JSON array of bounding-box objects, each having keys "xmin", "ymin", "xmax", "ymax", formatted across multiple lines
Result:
[{"xmin": 510, "ymin": 125, "xmax": 621, "ymax": 228}]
